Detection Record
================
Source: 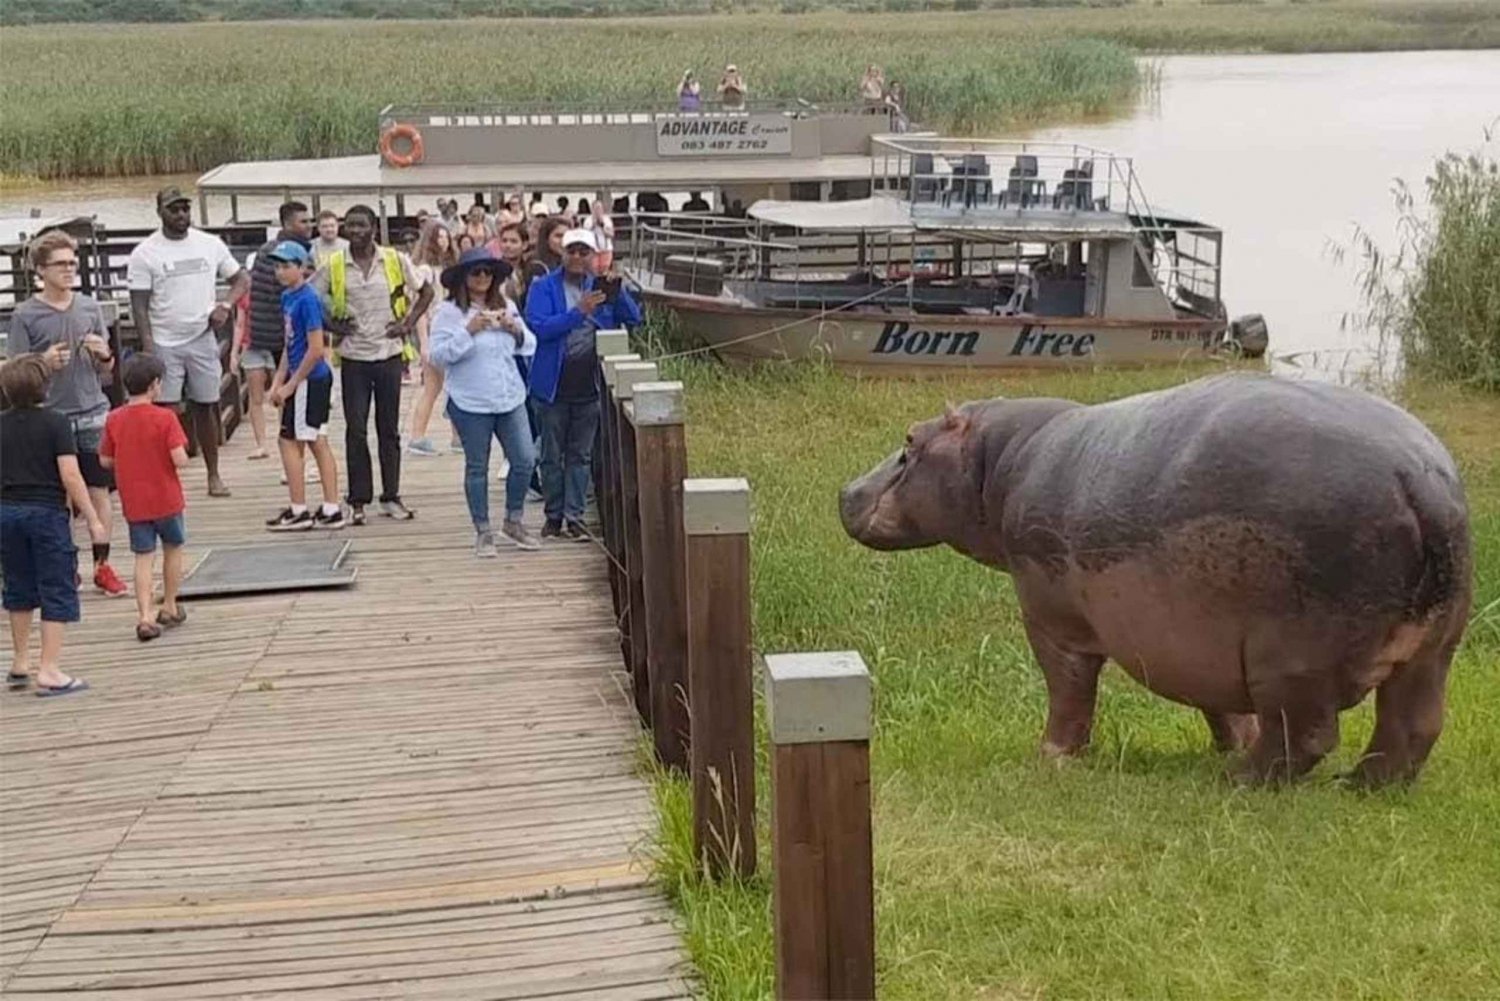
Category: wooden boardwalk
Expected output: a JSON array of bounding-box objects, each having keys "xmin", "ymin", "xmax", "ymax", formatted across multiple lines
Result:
[{"xmin": 0, "ymin": 386, "xmax": 693, "ymax": 999}]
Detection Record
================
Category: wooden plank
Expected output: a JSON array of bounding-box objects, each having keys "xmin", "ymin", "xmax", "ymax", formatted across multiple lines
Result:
[{"xmin": 0, "ymin": 387, "xmax": 689, "ymax": 995}]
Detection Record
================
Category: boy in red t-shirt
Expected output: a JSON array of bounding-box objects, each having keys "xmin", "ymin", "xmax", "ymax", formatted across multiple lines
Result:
[{"xmin": 100, "ymin": 354, "xmax": 190, "ymax": 642}]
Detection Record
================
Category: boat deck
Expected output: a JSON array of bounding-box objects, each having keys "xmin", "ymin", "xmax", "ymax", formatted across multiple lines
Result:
[{"xmin": 0, "ymin": 388, "xmax": 693, "ymax": 999}]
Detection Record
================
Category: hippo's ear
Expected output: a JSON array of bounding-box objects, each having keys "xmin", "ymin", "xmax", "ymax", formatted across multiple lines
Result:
[{"xmin": 942, "ymin": 402, "xmax": 968, "ymax": 432}]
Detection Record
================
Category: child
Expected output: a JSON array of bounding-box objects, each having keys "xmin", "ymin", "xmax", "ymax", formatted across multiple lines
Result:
[
  {"xmin": 264, "ymin": 241, "xmax": 344, "ymax": 531},
  {"xmin": 99, "ymin": 353, "xmax": 190, "ymax": 642},
  {"xmin": 1, "ymin": 353, "xmax": 106, "ymax": 696}
]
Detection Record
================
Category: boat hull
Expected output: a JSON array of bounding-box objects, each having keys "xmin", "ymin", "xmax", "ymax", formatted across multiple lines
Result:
[{"xmin": 639, "ymin": 287, "xmax": 1232, "ymax": 372}]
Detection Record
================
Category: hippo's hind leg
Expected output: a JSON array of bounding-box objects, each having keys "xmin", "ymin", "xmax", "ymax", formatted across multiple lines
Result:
[
  {"xmin": 1350, "ymin": 617, "xmax": 1463, "ymax": 788},
  {"xmin": 1236, "ymin": 632, "xmax": 1342, "ymax": 785},
  {"xmin": 1022, "ymin": 619, "xmax": 1105, "ymax": 758},
  {"xmin": 1203, "ymin": 712, "xmax": 1259, "ymax": 754}
]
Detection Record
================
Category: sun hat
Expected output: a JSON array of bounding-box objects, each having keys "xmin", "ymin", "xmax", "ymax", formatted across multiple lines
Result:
[
  {"xmin": 440, "ymin": 246, "xmax": 513, "ymax": 289},
  {"xmin": 265, "ymin": 240, "xmax": 310, "ymax": 265},
  {"xmin": 561, "ymin": 229, "xmax": 596, "ymax": 252}
]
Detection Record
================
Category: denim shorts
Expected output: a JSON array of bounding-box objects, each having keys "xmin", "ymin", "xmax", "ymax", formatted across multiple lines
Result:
[
  {"xmin": 240, "ymin": 346, "xmax": 280, "ymax": 372},
  {"xmin": 72, "ymin": 415, "xmax": 115, "ymax": 491},
  {"xmin": 128, "ymin": 513, "xmax": 187, "ymax": 554},
  {"xmin": 0, "ymin": 502, "xmax": 80, "ymax": 623}
]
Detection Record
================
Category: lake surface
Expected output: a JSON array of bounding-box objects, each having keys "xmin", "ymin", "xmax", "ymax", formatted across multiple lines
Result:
[
  {"xmin": 4, "ymin": 50, "xmax": 1497, "ymax": 378},
  {"xmin": 1028, "ymin": 50, "xmax": 1500, "ymax": 379}
]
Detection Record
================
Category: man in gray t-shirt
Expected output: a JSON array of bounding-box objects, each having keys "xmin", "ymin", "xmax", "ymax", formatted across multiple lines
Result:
[{"xmin": 6, "ymin": 231, "xmax": 128, "ymax": 597}]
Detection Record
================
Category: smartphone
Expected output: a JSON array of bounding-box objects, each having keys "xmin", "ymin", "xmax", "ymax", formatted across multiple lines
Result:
[{"xmin": 600, "ymin": 275, "xmax": 622, "ymax": 301}]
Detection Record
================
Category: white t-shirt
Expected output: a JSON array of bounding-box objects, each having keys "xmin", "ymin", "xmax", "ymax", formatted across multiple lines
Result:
[
  {"xmin": 127, "ymin": 229, "xmax": 242, "ymax": 347},
  {"xmin": 583, "ymin": 214, "xmax": 615, "ymax": 254}
]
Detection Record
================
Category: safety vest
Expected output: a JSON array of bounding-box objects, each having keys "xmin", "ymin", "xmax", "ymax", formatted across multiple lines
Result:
[{"xmin": 328, "ymin": 247, "xmax": 409, "ymax": 322}]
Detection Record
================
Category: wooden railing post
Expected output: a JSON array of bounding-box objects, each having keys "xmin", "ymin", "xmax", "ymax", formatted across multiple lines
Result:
[
  {"xmin": 766, "ymin": 651, "xmax": 876, "ymax": 1001},
  {"xmin": 613, "ymin": 361, "xmax": 658, "ymax": 726},
  {"xmin": 683, "ymin": 477, "xmax": 756, "ymax": 879},
  {"xmin": 633, "ymin": 380, "xmax": 690, "ymax": 771},
  {"xmin": 598, "ymin": 348, "xmax": 640, "ymax": 633}
]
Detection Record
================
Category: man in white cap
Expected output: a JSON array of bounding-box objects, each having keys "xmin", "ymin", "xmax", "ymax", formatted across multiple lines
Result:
[{"xmin": 522, "ymin": 228, "xmax": 642, "ymax": 541}]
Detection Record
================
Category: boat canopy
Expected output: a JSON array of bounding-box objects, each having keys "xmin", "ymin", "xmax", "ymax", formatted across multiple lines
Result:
[
  {"xmin": 746, "ymin": 196, "xmax": 1146, "ymax": 241},
  {"xmin": 197, "ymin": 153, "xmax": 876, "ymax": 197}
]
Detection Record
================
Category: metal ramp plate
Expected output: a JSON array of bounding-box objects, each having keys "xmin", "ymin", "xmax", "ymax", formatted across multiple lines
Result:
[{"xmin": 179, "ymin": 540, "xmax": 357, "ymax": 598}]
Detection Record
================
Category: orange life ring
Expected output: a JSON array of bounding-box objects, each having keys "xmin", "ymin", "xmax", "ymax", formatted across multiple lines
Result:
[{"xmin": 380, "ymin": 124, "xmax": 424, "ymax": 168}]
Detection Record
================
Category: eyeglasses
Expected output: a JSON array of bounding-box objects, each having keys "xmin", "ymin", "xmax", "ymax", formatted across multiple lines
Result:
[{"xmin": 44, "ymin": 259, "xmax": 79, "ymax": 269}]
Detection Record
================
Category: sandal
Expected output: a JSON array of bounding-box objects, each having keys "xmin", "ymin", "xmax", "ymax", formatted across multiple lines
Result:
[
  {"xmin": 7, "ymin": 672, "xmax": 30, "ymax": 689},
  {"xmin": 157, "ymin": 607, "xmax": 188, "ymax": 628},
  {"xmin": 136, "ymin": 622, "xmax": 162, "ymax": 643},
  {"xmin": 36, "ymin": 677, "xmax": 89, "ymax": 697}
]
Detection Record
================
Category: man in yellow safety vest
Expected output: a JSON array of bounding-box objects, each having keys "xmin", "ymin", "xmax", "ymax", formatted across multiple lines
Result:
[{"xmin": 311, "ymin": 204, "xmax": 433, "ymax": 525}]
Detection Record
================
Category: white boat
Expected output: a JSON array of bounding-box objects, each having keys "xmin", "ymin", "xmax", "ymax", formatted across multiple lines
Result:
[{"xmin": 628, "ymin": 137, "xmax": 1267, "ymax": 371}]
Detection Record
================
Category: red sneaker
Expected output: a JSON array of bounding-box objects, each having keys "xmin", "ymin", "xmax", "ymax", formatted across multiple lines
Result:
[{"xmin": 93, "ymin": 563, "xmax": 128, "ymax": 598}]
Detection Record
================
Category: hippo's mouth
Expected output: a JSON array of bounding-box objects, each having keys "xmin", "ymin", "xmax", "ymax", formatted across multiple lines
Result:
[{"xmin": 839, "ymin": 470, "xmax": 907, "ymax": 550}]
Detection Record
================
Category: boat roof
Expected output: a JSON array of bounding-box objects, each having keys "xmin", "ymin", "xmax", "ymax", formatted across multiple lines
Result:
[
  {"xmin": 0, "ymin": 215, "xmax": 97, "ymax": 254},
  {"xmin": 746, "ymin": 197, "xmax": 1150, "ymax": 240},
  {"xmin": 197, "ymin": 153, "xmax": 876, "ymax": 196}
]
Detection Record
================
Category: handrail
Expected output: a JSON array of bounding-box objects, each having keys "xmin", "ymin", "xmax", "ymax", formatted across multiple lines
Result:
[{"xmin": 381, "ymin": 99, "xmax": 887, "ymax": 120}]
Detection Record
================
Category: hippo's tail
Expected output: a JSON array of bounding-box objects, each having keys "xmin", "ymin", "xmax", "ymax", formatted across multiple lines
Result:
[{"xmin": 1399, "ymin": 468, "xmax": 1473, "ymax": 622}]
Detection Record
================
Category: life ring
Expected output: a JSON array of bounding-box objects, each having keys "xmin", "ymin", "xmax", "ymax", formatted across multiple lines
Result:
[{"xmin": 380, "ymin": 124, "xmax": 424, "ymax": 168}]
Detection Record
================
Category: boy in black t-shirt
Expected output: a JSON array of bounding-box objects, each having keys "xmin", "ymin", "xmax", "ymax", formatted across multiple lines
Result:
[{"xmin": 0, "ymin": 354, "xmax": 107, "ymax": 696}]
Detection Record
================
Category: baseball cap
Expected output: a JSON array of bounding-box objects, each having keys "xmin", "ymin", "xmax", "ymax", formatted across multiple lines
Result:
[
  {"xmin": 266, "ymin": 240, "xmax": 311, "ymax": 265},
  {"xmin": 156, "ymin": 186, "xmax": 191, "ymax": 209},
  {"xmin": 562, "ymin": 228, "xmax": 596, "ymax": 252}
]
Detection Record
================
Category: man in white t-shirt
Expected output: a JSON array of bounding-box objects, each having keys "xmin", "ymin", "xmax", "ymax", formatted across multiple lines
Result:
[{"xmin": 126, "ymin": 187, "xmax": 250, "ymax": 498}]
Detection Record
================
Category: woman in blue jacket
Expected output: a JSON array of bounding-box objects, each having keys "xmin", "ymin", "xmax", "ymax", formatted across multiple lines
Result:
[{"xmin": 523, "ymin": 229, "xmax": 642, "ymax": 540}]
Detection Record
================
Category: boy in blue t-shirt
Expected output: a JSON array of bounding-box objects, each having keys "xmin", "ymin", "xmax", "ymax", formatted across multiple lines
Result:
[{"xmin": 263, "ymin": 242, "xmax": 344, "ymax": 532}]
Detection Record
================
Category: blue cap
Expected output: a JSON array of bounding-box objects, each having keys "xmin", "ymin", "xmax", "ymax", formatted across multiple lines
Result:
[{"xmin": 266, "ymin": 240, "xmax": 310, "ymax": 265}]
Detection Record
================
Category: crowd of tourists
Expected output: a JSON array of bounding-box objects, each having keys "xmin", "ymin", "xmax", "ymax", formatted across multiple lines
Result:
[{"xmin": 2, "ymin": 186, "xmax": 642, "ymax": 697}]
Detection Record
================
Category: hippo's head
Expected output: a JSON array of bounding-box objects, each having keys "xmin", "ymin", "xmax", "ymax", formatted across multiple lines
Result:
[{"xmin": 839, "ymin": 402, "xmax": 990, "ymax": 555}]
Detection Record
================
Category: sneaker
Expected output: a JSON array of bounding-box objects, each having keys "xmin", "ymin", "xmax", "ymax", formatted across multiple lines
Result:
[
  {"xmin": 500, "ymin": 519, "xmax": 541, "ymax": 551},
  {"xmin": 266, "ymin": 508, "xmax": 314, "ymax": 532},
  {"xmin": 406, "ymin": 437, "xmax": 441, "ymax": 457},
  {"xmin": 350, "ymin": 505, "xmax": 366, "ymax": 526},
  {"xmin": 314, "ymin": 507, "xmax": 346, "ymax": 530},
  {"xmin": 448, "ymin": 435, "xmax": 464, "ymax": 455},
  {"xmin": 474, "ymin": 530, "xmax": 498, "ymax": 559},
  {"xmin": 93, "ymin": 563, "xmax": 128, "ymax": 598},
  {"xmin": 380, "ymin": 499, "xmax": 416, "ymax": 521},
  {"xmin": 541, "ymin": 519, "xmax": 564, "ymax": 539},
  {"xmin": 565, "ymin": 520, "xmax": 590, "ymax": 543}
]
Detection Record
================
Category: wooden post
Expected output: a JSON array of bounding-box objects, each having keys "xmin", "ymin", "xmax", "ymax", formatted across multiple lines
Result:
[
  {"xmin": 613, "ymin": 361, "xmax": 658, "ymax": 726},
  {"xmin": 599, "ymin": 349, "xmax": 640, "ymax": 624},
  {"xmin": 766, "ymin": 651, "xmax": 876, "ymax": 1001},
  {"xmin": 684, "ymin": 477, "xmax": 755, "ymax": 879},
  {"xmin": 634, "ymin": 381, "xmax": 690, "ymax": 771}
]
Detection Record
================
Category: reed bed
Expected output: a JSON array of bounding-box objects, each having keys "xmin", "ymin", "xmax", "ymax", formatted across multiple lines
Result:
[{"xmin": 1, "ymin": 17, "xmax": 1138, "ymax": 179}]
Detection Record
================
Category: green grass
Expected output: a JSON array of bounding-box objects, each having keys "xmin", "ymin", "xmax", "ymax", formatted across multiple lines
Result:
[
  {"xmin": 645, "ymin": 358, "xmax": 1500, "ymax": 999},
  {"xmin": 6, "ymin": 2, "xmax": 1500, "ymax": 179}
]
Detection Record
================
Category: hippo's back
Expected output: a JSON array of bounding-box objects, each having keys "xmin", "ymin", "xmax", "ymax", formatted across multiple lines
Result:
[{"xmin": 1005, "ymin": 373, "xmax": 1470, "ymax": 620}]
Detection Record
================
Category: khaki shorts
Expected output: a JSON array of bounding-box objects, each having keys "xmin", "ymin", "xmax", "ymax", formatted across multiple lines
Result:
[{"xmin": 156, "ymin": 331, "xmax": 222, "ymax": 405}]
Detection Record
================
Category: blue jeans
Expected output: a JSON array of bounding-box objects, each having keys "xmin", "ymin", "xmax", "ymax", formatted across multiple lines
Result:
[
  {"xmin": 1, "ymin": 502, "xmax": 79, "ymax": 623},
  {"xmin": 447, "ymin": 401, "xmax": 536, "ymax": 531},
  {"xmin": 535, "ymin": 396, "xmax": 601, "ymax": 524}
]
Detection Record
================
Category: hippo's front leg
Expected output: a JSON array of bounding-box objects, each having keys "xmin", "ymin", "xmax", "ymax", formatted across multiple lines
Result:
[{"xmin": 1022, "ymin": 619, "xmax": 1105, "ymax": 757}]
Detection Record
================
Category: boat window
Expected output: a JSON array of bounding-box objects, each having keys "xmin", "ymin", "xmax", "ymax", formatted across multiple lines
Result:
[{"xmin": 1131, "ymin": 237, "xmax": 1156, "ymax": 288}]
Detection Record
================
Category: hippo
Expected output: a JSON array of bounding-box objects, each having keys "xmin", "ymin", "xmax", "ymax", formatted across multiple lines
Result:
[{"xmin": 839, "ymin": 373, "xmax": 1472, "ymax": 787}]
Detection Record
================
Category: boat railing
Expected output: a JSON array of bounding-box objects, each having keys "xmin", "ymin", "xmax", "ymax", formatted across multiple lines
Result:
[{"xmin": 381, "ymin": 99, "xmax": 889, "ymax": 128}]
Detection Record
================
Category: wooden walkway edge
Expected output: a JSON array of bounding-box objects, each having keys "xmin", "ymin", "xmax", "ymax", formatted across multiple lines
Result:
[{"xmin": 0, "ymin": 385, "xmax": 694, "ymax": 999}]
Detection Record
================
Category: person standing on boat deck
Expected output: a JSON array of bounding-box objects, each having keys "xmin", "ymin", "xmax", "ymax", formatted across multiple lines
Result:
[
  {"xmin": 8, "ymin": 231, "xmax": 127, "ymax": 599},
  {"xmin": 859, "ymin": 65, "xmax": 885, "ymax": 107},
  {"xmin": 682, "ymin": 191, "xmax": 711, "ymax": 214},
  {"xmin": 311, "ymin": 204, "xmax": 433, "ymax": 526},
  {"xmin": 717, "ymin": 64, "xmax": 747, "ymax": 109},
  {"xmin": 312, "ymin": 210, "xmax": 348, "ymax": 267},
  {"xmin": 429, "ymin": 248, "xmax": 541, "ymax": 557},
  {"xmin": 235, "ymin": 200, "xmax": 313, "ymax": 463},
  {"xmin": 678, "ymin": 70, "xmax": 702, "ymax": 111},
  {"xmin": 405, "ymin": 221, "xmax": 459, "ymax": 458},
  {"xmin": 127, "ymin": 186, "xmax": 249, "ymax": 500},
  {"xmin": 524, "ymin": 228, "xmax": 642, "ymax": 541}
]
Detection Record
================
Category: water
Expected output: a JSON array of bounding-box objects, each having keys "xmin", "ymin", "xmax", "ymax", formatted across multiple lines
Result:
[
  {"xmin": 1028, "ymin": 50, "xmax": 1500, "ymax": 380},
  {"xmin": 4, "ymin": 51, "xmax": 1497, "ymax": 378}
]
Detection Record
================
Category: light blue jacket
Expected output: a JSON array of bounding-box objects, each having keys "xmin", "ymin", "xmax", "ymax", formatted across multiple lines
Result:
[{"xmin": 429, "ymin": 300, "xmax": 536, "ymax": 415}]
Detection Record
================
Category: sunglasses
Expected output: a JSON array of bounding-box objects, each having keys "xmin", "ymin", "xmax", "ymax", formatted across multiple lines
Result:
[
  {"xmin": 565, "ymin": 245, "xmax": 594, "ymax": 255},
  {"xmin": 470, "ymin": 266, "xmax": 497, "ymax": 277}
]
